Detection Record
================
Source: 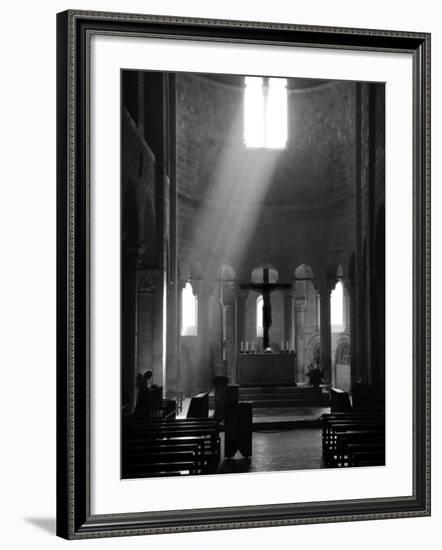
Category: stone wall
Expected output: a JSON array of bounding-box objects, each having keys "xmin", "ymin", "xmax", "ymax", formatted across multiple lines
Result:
[
  {"xmin": 176, "ymin": 74, "xmax": 356, "ymax": 283},
  {"xmin": 121, "ymin": 70, "xmax": 384, "ymax": 398},
  {"xmin": 176, "ymin": 73, "xmax": 360, "ymax": 390}
]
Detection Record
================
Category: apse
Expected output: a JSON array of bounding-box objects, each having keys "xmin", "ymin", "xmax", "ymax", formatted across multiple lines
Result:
[
  {"xmin": 185, "ymin": 114, "xmax": 284, "ymax": 277},
  {"xmin": 120, "ymin": 68, "xmax": 386, "ymax": 481}
]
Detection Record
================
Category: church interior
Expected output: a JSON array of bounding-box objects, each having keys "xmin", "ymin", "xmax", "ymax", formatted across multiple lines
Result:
[{"xmin": 121, "ymin": 69, "xmax": 386, "ymax": 478}]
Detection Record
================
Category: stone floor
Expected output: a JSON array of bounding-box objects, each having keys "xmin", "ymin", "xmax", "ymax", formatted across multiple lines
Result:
[
  {"xmin": 177, "ymin": 398, "xmax": 329, "ymax": 424},
  {"xmin": 252, "ymin": 406, "xmax": 329, "ymax": 423},
  {"xmin": 217, "ymin": 428, "xmax": 323, "ymax": 473},
  {"xmin": 176, "ymin": 398, "xmax": 325, "ymax": 474}
]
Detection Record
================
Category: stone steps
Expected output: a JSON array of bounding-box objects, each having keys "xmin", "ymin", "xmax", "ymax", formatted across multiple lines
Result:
[
  {"xmin": 238, "ymin": 385, "xmax": 329, "ymax": 408},
  {"xmin": 239, "ymin": 386, "xmax": 323, "ymax": 395}
]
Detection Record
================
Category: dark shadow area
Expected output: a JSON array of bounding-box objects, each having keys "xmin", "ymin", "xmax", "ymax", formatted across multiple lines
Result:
[{"xmin": 24, "ymin": 517, "xmax": 56, "ymax": 535}]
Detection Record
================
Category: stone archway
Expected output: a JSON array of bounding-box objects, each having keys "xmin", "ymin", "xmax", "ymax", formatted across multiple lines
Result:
[
  {"xmin": 305, "ymin": 333, "xmax": 321, "ymax": 372},
  {"xmin": 334, "ymin": 334, "xmax": 351, "ymax": 391}
]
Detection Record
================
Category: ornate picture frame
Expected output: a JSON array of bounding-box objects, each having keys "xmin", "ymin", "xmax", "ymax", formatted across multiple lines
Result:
[{"xmin": 56, "ymin": 10, "xmax": 430, "ymax": 539}]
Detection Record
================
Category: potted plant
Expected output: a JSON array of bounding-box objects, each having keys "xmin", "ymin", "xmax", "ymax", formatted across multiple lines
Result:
[{"xmin": 306, "ymin": 363, "xmax": 324, "ymax": 388}]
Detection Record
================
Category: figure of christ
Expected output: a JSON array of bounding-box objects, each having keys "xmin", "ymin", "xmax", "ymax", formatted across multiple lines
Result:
[{"xmin": 241, "ymin": 267, "xmax": 291, "ymax": 351}]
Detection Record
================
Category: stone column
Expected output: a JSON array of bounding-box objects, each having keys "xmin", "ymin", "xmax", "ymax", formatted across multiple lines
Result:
[
  {"xmin": 220, "ymin": 284, "xmax": 237, "ymax": 383},
  {"xmin": 344, "ymin": 278, "xmax": 357, "ymax": 388},
  {"xmin": 235, "ymin": 289, "xmax": 249, "ymax": 382},
  {"xmin": 166, "ymin": 277, "xmax": 179, "ymax": 393},
  {"xmin": 121, "ymin": 250, "xmax": 138, "ymax": 412},
  {"xmin": 283, "ymin": 288, "xmax": 295, "ymax": 352},
  {"xmin": 295, "ymin": 298, "xmax": 307, "ymax": 383},
  {"xmin": 193, "ymin": 281, "xmax": 213, "ymax": 392},
  {"xmin": 315, "ymin": 292, "xmax": 320, "ymax": 332},
  {"xmin": 211, "ymin": 285, "xmax": 224, "ymax": 377},
  {"xmin": 343, "ymin": 283, "xmax": 351, "ymax": 333},
  {"xmin": 176, "ymin": 279, "xmax": 186, "ymax": 391},
  {"xmin": 315, "ymin": 279, "xmax": 336, "ymax": 384},
  {"xmin": 136, "ymin": 270, "xmax": 160, "ymax": 383}
]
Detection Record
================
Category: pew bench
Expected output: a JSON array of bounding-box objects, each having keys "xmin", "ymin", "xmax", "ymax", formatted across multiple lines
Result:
[
  {"xmin": 122, "ymin": 418, "xmax": 221, "ymax": 476},
  {"xmin": 322, "ymin": 412, "xmax": 385, "ymax": 468},
  {"xmin": 123, "ymin": 460, "xmax": 198, "ymax": 478},
  {"xmin": 123, "ymin": 440, "xmax": 207, "ymax": 472}
]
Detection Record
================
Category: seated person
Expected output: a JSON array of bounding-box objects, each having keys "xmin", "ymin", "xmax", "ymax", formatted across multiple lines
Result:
[{"xmin": 134, "ymin": 370, "xmax": 153, "ymax": 418}]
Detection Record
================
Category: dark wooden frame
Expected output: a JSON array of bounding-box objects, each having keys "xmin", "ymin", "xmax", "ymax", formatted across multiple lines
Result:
[{"xmin": 56, "ymin": 9, "xmax": 431, "ymax": 539}]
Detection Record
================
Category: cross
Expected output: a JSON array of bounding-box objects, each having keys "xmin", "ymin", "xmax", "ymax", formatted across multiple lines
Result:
[{"xmin": 241, "ymin": 267, "xmax": 291, "ymax": 350}]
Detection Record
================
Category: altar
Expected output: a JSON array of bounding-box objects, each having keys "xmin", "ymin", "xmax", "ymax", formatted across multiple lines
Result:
[{"xmin": 237, "ymin": 353, "xmax": 296, "ymax": 385}]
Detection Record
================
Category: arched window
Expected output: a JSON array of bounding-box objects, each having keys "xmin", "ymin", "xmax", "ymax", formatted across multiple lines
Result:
[
  {"xmin": 244, "ymin": 77, "xmax": 288, "ymax": 149},
  {"xmin": 181, "ymin": 282, "xmax": 197, "ymax": 336},
  {"xmin": 256, "ymin": 295, "xmax": 263, "ymax": 337},
  {"xmin": 336, "ymin": 342, "xmax": 350, "ymax": 365},
  {"xmin": 331, "ymin": 281, "xmax": 344, "ymax": 332},
  {"xmin": 317, "ymin": 293, "xmax": 321, "ymax": 328}
]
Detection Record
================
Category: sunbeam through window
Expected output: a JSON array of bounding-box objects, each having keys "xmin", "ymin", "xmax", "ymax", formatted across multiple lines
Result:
[{"xmin": 244, "ymin": 76, "xmax": 288, "ymax": 149}]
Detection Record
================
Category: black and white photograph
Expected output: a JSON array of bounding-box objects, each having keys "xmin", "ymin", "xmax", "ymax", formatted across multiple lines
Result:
[
  {"xmin": 121, "ymin": 70, "xmax": 386, "ymax": 479},
  {"xmin": 0, "ymin": 0, "xmax": 437, "ymax": 546}
]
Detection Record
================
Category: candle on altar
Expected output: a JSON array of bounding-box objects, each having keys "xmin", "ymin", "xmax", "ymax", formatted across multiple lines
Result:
[
  {"xmin": 245, "ymin": 341, "xmax": 249, "ymax": 352},
  {"xmin": 240, "ymin": 341, "xmax": 244, "ymax": 353},
  {"xmin": 281, "ymin": 341, "xmax": 284, "ymax": 352}
]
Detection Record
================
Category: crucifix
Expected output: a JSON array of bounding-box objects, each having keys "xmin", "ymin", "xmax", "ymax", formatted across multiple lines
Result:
[{"xmin": 241, "ymin": 267, "xmax": 291, "ymax": 350}]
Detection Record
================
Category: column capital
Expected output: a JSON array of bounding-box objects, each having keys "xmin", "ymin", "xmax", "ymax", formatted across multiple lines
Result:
[
  {"xmin": 314, "ymin": 278, "xmax": 337, "ymax": 296},
  {"xmin": 192, "ymin": 280, "xmax": 214, "ymax": 299},
  {"xmin": 229, "ymin": 282, "xmax": 249, "ymax": 299},
  {"xmin": 236, "ymin": 287, "xmax": 250, "ymax": 301},
  {"xmin": 217, "ymin": 281, "xmax": 237, "ymax": 305},
  {"xmin": 178, "ymin": 278, "xmax": 188, "ymax": 291},
  {"xmin": 137, "ymin": 269, "xmax": 160, "ymax": 295},
  {"xmin": 342, "ymin": 277, "xmax": 355, "ymax": 294},
  {"xmin": 283, "ymin": 285, "xmax": 296, "ymax": 299},
  {"xmin": 220, "ymin": 296, "xmax": 236, "ymax": 308}
]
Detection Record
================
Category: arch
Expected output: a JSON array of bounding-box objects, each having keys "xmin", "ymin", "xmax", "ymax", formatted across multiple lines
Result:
[
  {"xmin": 181, "ymin": 282, "xmax": 197, "ymax": 336},
  {"xmin": 251, "ymin": 265, "xmax": 279, "ymax": 283},
  {"xmin": 216, "ymin": 264, "xmax": 236, "ymax": 281},
  {"xmin": 331, "ymin": 280, "xmax": 345, "ymax": 332},
  {"xmin": 305, "ymin": 334, "xmax": 321, "ymax": 370},
  {"xmin": 335, "ymin": 340, "xmax": 350, "ymax": 365},
  {"xmin": 334, "ymin": 333, "xmax": 351, "ymax": 391},
  {"xmin": 294, "ymin": 264, "xmax": 314, "ymax": 279},
  {"xmin": 256, "ymin": 295, "xmax": 263, "ymax": 337},
  {"xmin": 245, "ymin": 289, "xmax": 261, "ymax": 345}
]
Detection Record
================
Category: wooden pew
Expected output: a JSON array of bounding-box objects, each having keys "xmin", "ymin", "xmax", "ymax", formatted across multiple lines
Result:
[
  {"xmin": 330, "ymin": 388, "xmax": 352, "ymax": 413},
  {"xmin": 122, "ymin": 418, "xmax": 221, "ymax": 477},
  {"xmin": 127, "ymin": 431, "xmax": 219, "ymax": 468},
  {"xmin": 321, "ymin": 412, "xmax": 385, "ymax": 468},
  {"xmin": 187, "ymin": 392, "xmax": 209, "ymax": 418},
  {"xmin": 124, "ymin": 459, "xmax": 197, "ymax": 478},
  {"xmin": 133, "ymin": 386, "xmax": 176, "ymax": 420},
  {"xmin": 123, "ymin": 439, "xmax": 207, "ymax": 472}
]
